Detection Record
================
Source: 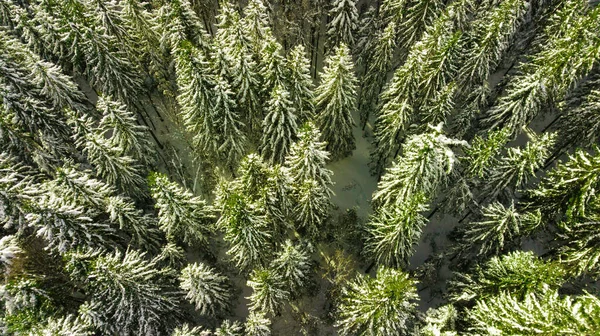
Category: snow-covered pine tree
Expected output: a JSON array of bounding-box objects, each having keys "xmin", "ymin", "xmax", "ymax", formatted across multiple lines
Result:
[
  {"xmin": 149, "ymin": 172, "xmax": 214, "ymax": 246},
  {"xmin": 467, "ymin": 286, "xmax": 600, "ymax": 334},
  {"xmin": 366, "ymin": 194, "xmax": 428, "ymax": 267},
  {"xmin": 353, "ymin": 6, "xmax": 380, "ymax": 76},
  {"xmin": 258, "ymin": 35, "xmax": 287, "ymax": 99},
  {"xmin": 383, "ymin": 0, "xmax": 446, "ymax": 52},
  {"xmin": 215, "ymin": 320, "xmax": 244, "ymax": 336},
  {"xmin": 450, "ymin": 251, "xmax": 566, "ymax": 303},
  {"xmin": 359, "ymin": 21, "xmax": 396, "ymax": 129},
  {"xmin": 263, "ymin": 164, "xmax": 294, "ymax": 233},
  {"xmin": 273, "ymin": 240, "xmax": 312, "ymax": 295},
  {"xmin": 180, "ymin": 262, "xmax": 231, "ymax": 316},
  {"xmin": 212, "ymin": 76, "xmax": 247, "ymax": 168},
  {"xmin": 65, "ymin": 249, "xmax": 180, "ymax": 335},
  {"xmin": 243, "ymin": 0, "xmax": 272, "ymax": 56},
  {"xmin": 244, "ymin": 311, "xmax": 272, "ymax": 336},
  {"xmin": 83, "ymin": 132, "xmax": 146, "ymax": 196},
  {"xmin": 479, "ymin": 130, "xmax": 556, "ymax": 202},
  {"xmin": 287, "ymin": 45, "xmax": 315, "ymax": 123},
  {"xmin": 260, "ymin": 85, "xmax": 298, "ymax": 164},
  {"xmin": 373, "ymin": 123, "xmax": 467, "ymax": 208},
  {"xmin": 96, "ymin": 96, "xmax": 154, "ymax": 166},
  {"xmin": 484, "ymin": 1, "xmax": 600, "ymax": 137},
  {"xmin": 158, "ymin": 0, "xmax": 211, "ymax": 51},
  {"xmin": 530, "ymin": 147, "xmax": 600, "ymax": 220},
  {"xmin": 295, "ymin": 178, "xmax": 331, "ymax": 236},
  {"xmin": 372, "ymin": 1, "xmax": 469, "ymax": 172},
  {"xmin": 335, "ymin": 267, "xmax": 419, "ymax": 335},
  {"xmin": 315, "ymin": 43, "xmax": 357, "ymax": 160},
  {"xmin": 0, "ymin": 235, "xmax": 21, "ymax": 269},
  {"xmin": 171, "ymin": 324, "xmax": 208, "ymax": 336},
  {"xmin": 285, "ymin": 122, "xmax": 334, "ymax": 194},
  {"xmin": 460, "ymin": 202, "xmax": 542, "ymax": 256},
  {"xmin": 28, "ymin": 314, "xmax": 91, "ymax": 336},
  {"xmin": 247, "ymin": 267, "xmax": 290, "ymax": 316},
  {"xmin": 326, "ymin": 0, "xmax": 359, "ymax": 50},
  {"xmin": 174, "ymin": 40, "xmax": 218, "ymax": 157},
  {"xmin": 216, "ymin": 193, "xmax": 272, "ymax": 270},
  {"xmin": 420, "ymin": 305, "xmax": 458, "ymax": 336},
  {"xmin": 105, "ymin": 195, "xmax": 161, "ymax": 250}
]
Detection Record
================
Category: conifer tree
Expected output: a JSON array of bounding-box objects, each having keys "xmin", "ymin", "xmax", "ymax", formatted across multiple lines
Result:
[
  {"xmin": 484, "ymin": 1, "xmax": 600, "ymax": 136},
  {"xmin": 480, "ymin": 130, "xmax": 556, "ymax": 202},
  {"xmin": 258, "ymin": 35, "xmax": 287, "ymax": 97},
  {"xmin": 217, "ymin": 193, "xmax": 271, "ymax": 270},
  {"xmin": 273, "ymin": 240, "xmax": 312, "ymax": 294},
  {"xmin": 106, "ymin": 195, "xmax": 161, "ymax": 250},
  {"xmin": 260, "ymin": 85, "xmax": 298, "ymax": 164},
  {"xmin": 83, "ymin": 133, "xmax": 146, "ymax": 195},
  {"xmin": 96, "ymin": 96, "xmax": 154, "ymax": 166},
  {"xmin": 383, "ymin": 0, "xmax": 446, "ymax": 51},
  {"xmin": 295, "ymin": 179, "xmax": 331, "ymax": 235},
  {"xmin": 29, "ymin": 315, "xmax": 91, "ymax": 336},
  {"xmin": 373, "ymin": 124, "xmax": 466, "ymax": 208},
  {"xmin": 336, "ymin": 267, "xmax": 418, "ymax": 335},
  {"xmin": 213, "ymin": 76, "xmax": 247, "ymax": 168},
  {"xmin": 243, "ymin": 0, "xmax": 272, "ymax": 56},
  {"xmin": 171, "ymin": 324, "xmax": 208, "ymax": 336},
  {"xmin": 315, "ymin": 43, "xmax": 357, "ymax": 160},
  {"xmin": 247, "ymin": 268, "xmax": 290, "ymax": 316},
  {"xmin": 557, "ymin": 220, "xmax": 600, "ymax": 276},
  {"xmin": 174, "ymin": 41, "xmax": 218, "ymax": 157},
  {"xmin": 180, "ymin": 262, "xmax": 231, "ymax": 316},
  {"xmin": 66, "ymin": 249, "xmax": 180, "ymax": 335},
  {"xmin": 451, "ymin": 251, "xmax": 566, "ymax": 303},
  {"xmin": 461, "ymin": 202, "xmax": 542, "ymax": 255},
  {"xmin": 366, "ymin": 194, "xmax": 428, "ymax": 267},
  {"xmin": 467, "ymin": 287, "xmax": 600, "ymax": 334},
  {"xmin": 287, "ymin": 45, "xmax": 314, "ymax": 123},
  {"xmin": 158, "ymin": 0, "xmax": 211, "ymax": 51},
  {"xmin": 420, "ymin": 305, "xmax": 458, "ymax": 336},
  {"xmin": 285, "ymin": 122, "xmax": 334, "ymax": 194},
  {"xmin": 215, "ymin": 320, "xmax": 244, "ymax": 336},
  {"xmin": 244, "ymin": 311, "xmax": 271, "ymax": 336},
  {"xmin": 530, "ymin": 147, "xmax": 600, "ymax": 220},
  {"xmin": 326, "ymin": 0, "xmax": 359, "ymax": 50},
  {"xmin": 359, "ymin": 21, "xmax": 396, "ymax": 128},
  {"xmin": 0, "ymin": 235, "xmax": 21, "ymax": 268},
  {"xmin": 149, "ymin": 172, "xmax": 214, "ymax": 246}
]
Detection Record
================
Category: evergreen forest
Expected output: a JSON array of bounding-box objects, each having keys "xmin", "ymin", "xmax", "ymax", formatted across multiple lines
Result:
[{"xmin": 2, "ymin": 0, "xmax": 600, "ymax": 335}]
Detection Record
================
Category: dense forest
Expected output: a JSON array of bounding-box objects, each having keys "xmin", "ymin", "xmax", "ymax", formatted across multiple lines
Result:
[{"xmin": 1, "ymin": 0, "xmax": 600, "ymax": 334}]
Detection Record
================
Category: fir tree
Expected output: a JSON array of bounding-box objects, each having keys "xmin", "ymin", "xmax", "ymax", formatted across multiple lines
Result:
[
  {"xmin": 258, "ymin": 35, "xmax": 287, "ymax": 97},
  {"xmin": 96, "ymin": 96, "xmax": 154, "ymax": 166},
  {"xmin": 285, "ymin": 122, "xmax": 334, "ymax": 194},
  {"xmin": 215, "ymin": 320, "xmax": 244, "ymax": 336},
  {"xmin": 467, "ymin": 287, "xmax": 600, "ymax": 334},
  {"xmin": 244, "ymin": 311, "xmax": 272, "ymax": 336},
  {"xmin": 213, "ymin": 76, "xmax": 247, "ymax": 168},
  {"xmin": 295, "ymin": 178, "xmax": 331, "ymax": 235},
  {"xmin": 451, "ymin": 251, "xmax": 566, "ymax": 303},
  {"xmin": 315, "ymin": 43, "xmax": 357, "ymax": 160},
  {"xmin": 335, "ymin": 267, "xmax": 419, "ymax": 335},
  {"xmin": 217, "ymin": 193, "xmax": 271, "ymax": 270},
  {"xmin": 273, "ymin": 240, "xmax": 312, "ymax": 294},
  {"xmin": 29, "ymin": 315, "xmax": 91, "ymax": 336},
  {"xmin": 420, "ymin": 305, "xmax": 458, "ymax": 336},
  {"xmin": 247, "ymin": 267, "xmax": 290, "ymax": 316},
  {"xmin": 180, "ymin": 262, "xmax": 231, "ymax": 316},
  {"xmin": 66, "ymin": 249, "xmax": 180, "ymax": 335},
  {"xmin": 260, "ymin": 85, "xmax": 298, "ymax": 164},
  {"xmin": 106, "ymin": 195, "xmax": 161, "ymax": 250},
  {"xmin": 366, "ymin": 194, "xmax": 428, "ymax": 267},
  {"xmin": 359, "ymin": 21, "xmax": 396, "ymax": 128},
  {"xmin": 326, "ymin": 0, "xmax": 359, "ymax": 50},
  {"xmin": 373, "ymin": 124, "xmax": 466, "ymax": 208},
  {"xmin": 243, "ymin": 0, "xmax": 272, "ymax": 56},
  {"xmin": 149, "ymin": 172, "xmax": 214, "ymax": 246},
  {"xmin": 171, "ymin": 324, "xmax": 208, "ymax": 336},
  {"xmin": 461, "ymin": 202, "xmax": 542, "ymax": 255},
  {"xmin": 287, "ymin": 45, "xmax": 314, "ymax": 123},
  {"xmin": 484, "ymin": 1, "xmax": 600, "ymax": 136}
]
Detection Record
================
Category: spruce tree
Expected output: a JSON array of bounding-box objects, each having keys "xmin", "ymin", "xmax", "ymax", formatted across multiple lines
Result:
[
  {"xmin": 373, "ymin": 124, "xmax": 466, "ymax": 208},
  {"xmin": 366, "ymin": 194, "xmax": 428, "ymax": 267},
  {"xmin": 287, "ymin": 45, "xmax": 314, "ymax": 123},
  {"xmin": 451, "ymin": 251, "xmax": 566, "ymax": 303},
  {"xmin": 260, "ymin": 85, "xmax": 298, "ymax": 164},
  {"xmin": 65, "ymin": 249, "xmax": 180, "ymax": 335},
  {"xmin": 247, "ymin": 267, "xmax": 290, "ymax": 316},
  {"xmin": 244, "ymin": 311, "xmax": 271, "ymax": 336},
  {"xmin": 285, "ymin": 122, "xmax": 334, "ymax": 194},
  {"xmin": 326, "ymin": 0, "xmax": 359, "ymax": 50},
  {"xmin": 212, "ymin": 76, "xmax": 246, "ymax": 168},
  {"xmin": 315, "ymin": 43, "xmax": 357, "ymax": 160},
  {"xmin": 149, "ymin": 172, "xmax": 214, "ymax": 246},
  {"xmin": 336, "ymin": 267, "xmax": 419, "ymax": 335},
  {"xmin": 467, "ymin": 287, "xmax": 600, "ymax": 334},
  {"xmin": 273, "ymin": 240, "xmax": 313, "ymax": 295},
  {"xmin": 180, "ymin": 262, "xmax": 231, "ymax": 316}
]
